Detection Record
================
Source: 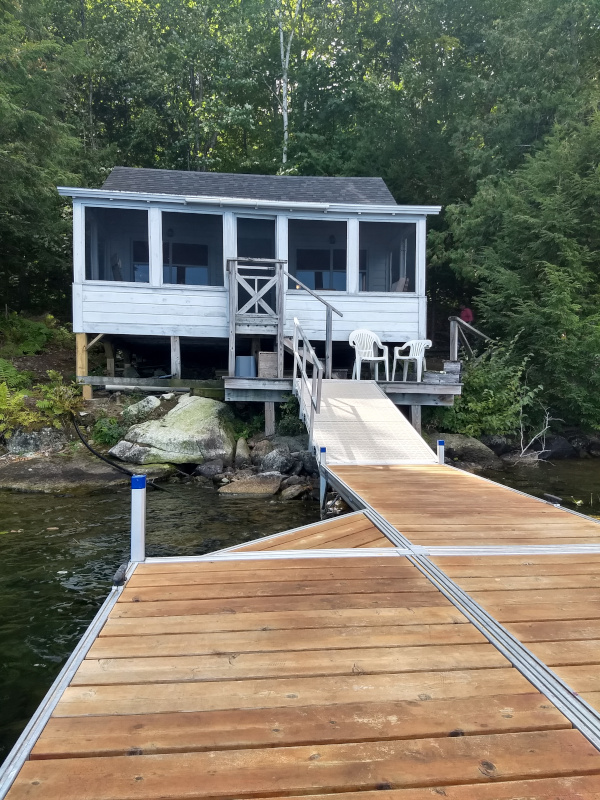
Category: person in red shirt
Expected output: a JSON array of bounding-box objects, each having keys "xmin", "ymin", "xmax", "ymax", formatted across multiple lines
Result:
[{"xmin": 459, "ymin": 304, "xmax": 474, "ymax": 324}]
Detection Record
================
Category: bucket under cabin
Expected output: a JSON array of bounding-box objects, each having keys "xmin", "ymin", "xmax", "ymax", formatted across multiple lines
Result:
[{"xmin": 59, "ymin": 168, "xmax": 460, "ymax": 431}]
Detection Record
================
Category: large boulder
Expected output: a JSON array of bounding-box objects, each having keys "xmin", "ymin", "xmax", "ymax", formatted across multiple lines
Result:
[
  {"xmin": 251, "ymin": 439, "xmax": 275, "ymax": 465},
  {"xmin": 109, "ymin": 395, "xmax": 235, "ymax": 465},
  {"xmin": 437, "ymin": 434, "xmax": 503, "ymax": 469}
]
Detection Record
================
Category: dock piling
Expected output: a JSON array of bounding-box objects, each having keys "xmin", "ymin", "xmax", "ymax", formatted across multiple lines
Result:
[
  {"xmin": 437, "ymin": 439, "xmax": 445, "ymax": 464},
  {"xmin": 130, "ymin": 474, "xmax": 147, "ymax": 562}
]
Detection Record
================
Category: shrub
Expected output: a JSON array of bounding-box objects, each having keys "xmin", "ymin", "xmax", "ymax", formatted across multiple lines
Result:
[
  {"xmin": 0, "ymin": 359, "xmax": 31, "ymax": 389},
  {"xmin": 277, "ymin": 395, "xmax": 306, "ymax": 437},
  {"xmin": 0, "ymin": 384, "xmax": 43, "ymax": 439},
  {"xmin": 92, "ymin": 415, "xmax": 127, "ymax": 447},
  {"xmin": 35, "ymin": 371, "xmax": 83, "ymax": 428},
  {"xmin": 0, "ymin": 314, "xmax": 74, "ymax": 357},
  {"xmin": 428, "ymin": 340, "xmax": 540, "ymax": 438}
]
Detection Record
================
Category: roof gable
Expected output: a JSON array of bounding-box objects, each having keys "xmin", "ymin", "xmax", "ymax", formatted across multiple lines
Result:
[{"xmin": 101, "ymin": 167, "xmax": 397, "ymax": 206}]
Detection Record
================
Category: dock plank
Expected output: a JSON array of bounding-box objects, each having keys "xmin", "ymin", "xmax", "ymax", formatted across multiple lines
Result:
[
  {"xmin": 11, "ymin": 730, "xmax": 600, "ymax": 800},
  {"xmin": 31, "ymin": 693, "xmax": 567, "ymax": 759}
]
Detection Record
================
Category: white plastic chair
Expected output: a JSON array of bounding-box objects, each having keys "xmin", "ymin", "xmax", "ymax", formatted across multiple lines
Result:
[
  {"xmin": 349, "ymin": 329, "xmax": 389, "ymax": 382},
  {"xmin": 392, "ymin": 339, "xmax": 432, "ymax": 382}
]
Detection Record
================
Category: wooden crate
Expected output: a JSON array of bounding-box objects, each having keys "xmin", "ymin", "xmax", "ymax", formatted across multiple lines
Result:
[{"xmin": 258, "ymin": 351, "xmax": 278, "ymax": 378}]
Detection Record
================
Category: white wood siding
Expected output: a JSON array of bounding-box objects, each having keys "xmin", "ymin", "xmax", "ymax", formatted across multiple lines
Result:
[
  {"xmin": 78, "ymin": 284, "xmax": 228, "ymax": 337},
  {"xmin": 284, "ymin": 292, "xmax": 420, "ymax": 342}
]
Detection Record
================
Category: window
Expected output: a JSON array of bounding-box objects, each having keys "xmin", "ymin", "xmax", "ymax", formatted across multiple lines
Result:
[
  {"xmin": 359, "ymin": 222, "xmax": 416, "ymax": 292},
  {"xmin": 237, "ymin": 218, "xmax": 275, "ymax": 260},
  {"xmin": 162, "ymin": 212, "xmax": 223, "ymax": 286},
  {"xmin": 85, "ymin": 207, "xmax": 149, "ymax": 282},
  {"xmin": 288, "ymin": 219, "xmax": 347, "ymax": 291}
]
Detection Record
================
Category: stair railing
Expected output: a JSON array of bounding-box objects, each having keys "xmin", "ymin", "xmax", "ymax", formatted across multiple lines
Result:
[
  {"xmin": 449, "ymin": 316, "xmax": 492, "ymax": 361},
  {"xmin": 292, "ymin": 317, "xmax": 323, "ymax": 448},
  {"xmin": 283, "ymin": 270, "xmax": 343, "ymax": 379}
]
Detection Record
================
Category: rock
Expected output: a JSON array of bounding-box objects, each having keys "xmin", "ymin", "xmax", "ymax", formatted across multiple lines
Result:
[
  {"xmin": 110, "ymin": 396, "xmax": 235, "ymax": 465},
  {"xmin": 436, "ymin": 434, "xmax": 503, "ymax": 469},
  {"xmin": 123, "ymin": 365, "xmax": 139, "ymax": 378},
  {"xmin": 280, "ymin": 484, "xmax": 312, "ymax": 500},
  {"xmin": 123, "ymin": 395, "xmax": 161, "ymax": 421},
  {"xmin": 280, "ymin": 475, "xmax": 305, "ymax": 489},
  {"xmin": 160, "ymin": 393, "xmax": 175, "ymax": 401},
  {"xmin": 248, "ymin": 432, "xmax": 267, "ymax": 447},
  {"xmin": 107, "ymin": 440, "xmax": 150, "ymax": 463},
  {"xmin": 479, "ymin": 435, "xmax": 514, "ymax": 456},
  {"xmin": 251, "ymin": 439, "xmax": 275, "ymax": 464},
  {"xmin": 6, "ymin": 427, "xmax": 67, "ymax": 456},
  {"xmin": 234, "ymin": 438, "xmax": 251, "ymax": 469},
  {"xmin": 260, "ymin": 447, "xmax": 294, "ymax": 474},
  {"xmin": 0, "ymin": 452, "xmax": 174, "ymax": 494},
  {"xmin": 218, "ymin": 474, "xmax": 282, "ymax": 495},
  {"xmin": 298, "ymin": 449, "xmax": 319, "ymax": 475},
  {"xmin": 589, "ymin": 436, "xmax": 600, "ymax": 457},
  {"xmin": 289, "ymin": 458, "xmax": 303, "ymax": 476},
  {"xmin": 539, "ymin": 435, "xmax": 577, "ymax": 460},
  {"xmin": 193, "ymin": 458, "xmax": 224, "ymax": 478},
  {"xmin": 501, "ymin": 450, "xmax": 540, "ymax": 466}
]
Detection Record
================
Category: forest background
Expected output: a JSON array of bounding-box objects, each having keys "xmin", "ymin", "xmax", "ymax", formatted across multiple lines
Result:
[{"xmin": 1, "ymin": 0, "xmax": 600, "ymax": 431}]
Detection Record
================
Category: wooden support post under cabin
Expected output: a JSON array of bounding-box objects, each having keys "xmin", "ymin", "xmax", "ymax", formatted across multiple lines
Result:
[
  {"xmin": 170, "ymin": 336, "xmax": 181, "ymax": 379},
  {"xmin": 410, "ymin": 405, "xmax": 422, "ymax": 434},
  {"xmin": 265, "ymin": 402, "xmax": 276, "ymax": 436},
  {"xmin": 76, "ymin": 333, "xmax": 92, "ymax": 400},
  {"xmin": 103, "ymin": 341, "xmax": 115, "ymax": 377}
]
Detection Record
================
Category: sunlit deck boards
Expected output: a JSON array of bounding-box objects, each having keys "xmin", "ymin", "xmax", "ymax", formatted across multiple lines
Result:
[
  {"xmin": 432, "ymin": 553, "xmax": 600, "ymax": 721},
  {"xmin": 230, "ymin": 511, "xmax": 393, "ymax": 551},
  {"xmin": 330, "ymin": 463, "xmax": 600, "ymax": 546},
  {"xmin": 8, "ymin": 554, "xmax": 600, "ymax": 799}
]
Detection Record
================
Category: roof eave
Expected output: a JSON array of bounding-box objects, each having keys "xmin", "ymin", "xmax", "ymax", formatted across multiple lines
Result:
[{"xmin": 57, "ymin": 187, "xmax": 442, "ymax": 216}]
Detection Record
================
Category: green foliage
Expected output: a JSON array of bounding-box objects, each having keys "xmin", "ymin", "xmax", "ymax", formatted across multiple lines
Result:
[
  {"xmin": 91, "ymin": 414, "xmax": 126, "ymax": 447},
  {"xmin": 0, "ymin": 314, "xmax": 73, "ymax": 357},
  {"xmin": 230, "ymin": 411, "xmax": 265, "ymax": 442},
  {"xmin": 448, "ymin": 113, "xmax": 600, "ymax": 428},
  {"xmin": 0, "ymin": 359, "xmax": 31, "ymax": 390},
  {"xmin": 429, "ymin": 342, "xmax": 540, "ymax": 438},
  {"xmin": 277, "ymin": 395, "xmax": 306, "ymax": 437},
  {"xmin": 0, "ymin": 384, "xmax": 43, "ymax": 439},
  {"xmin": 34, "ymin": 371, "xmax": 83, "ymax": 428}
]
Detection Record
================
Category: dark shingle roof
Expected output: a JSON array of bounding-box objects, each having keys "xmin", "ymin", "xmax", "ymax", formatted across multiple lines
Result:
[{"xmin": 101, "ymin": 167, "xmax": 397, "ymax": 205}]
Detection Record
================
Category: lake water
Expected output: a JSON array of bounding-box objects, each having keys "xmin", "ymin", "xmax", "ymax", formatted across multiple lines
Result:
[{"xmin": 1, "ymin": 459, "xmax": 599, "ymax": 761}]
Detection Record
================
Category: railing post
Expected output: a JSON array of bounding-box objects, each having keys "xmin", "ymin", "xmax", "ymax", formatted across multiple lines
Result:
[
  {"xmin": 325, "ymin": 306, "xmax": 333, "ymax": 380},
  {"xmin": 319, "ymin": 447, "xmax": 327, "ymax": 514},
  {"xmin": 130, "ymin": 475, "xmax": 146, "ymax": 562},
  {"xmin": 449, "ymin": 318, "xmax": 458, "ymax": 361},
  {"xmin": 437, "ymin": 439, "xmax": 445, "ymax": 465}
]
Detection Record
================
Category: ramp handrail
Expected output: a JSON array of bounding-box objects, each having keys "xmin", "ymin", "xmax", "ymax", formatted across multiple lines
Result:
[
  {"xmin": 284, "ymin": 269, "xmax": 342, "ymax": 379},
  {"xmin": 292, "ymin": 317, "xmax": 323, "ymax": 448},
  {"xmin": 449, "ymin": 315, "xmax": 492, "ymax": 361}
]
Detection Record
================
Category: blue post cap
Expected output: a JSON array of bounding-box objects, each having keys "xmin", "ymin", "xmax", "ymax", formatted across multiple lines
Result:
[
  {"xmin": 437, "ymin": 440, "xmax": 445, "ymax": 446},
  {"xmin": 131, "ymin": 474, "xmax": 147, "ymax": 489},
  {"xmin": 320, "ymin": 446, "xmax": 327, "ymax": 452}
]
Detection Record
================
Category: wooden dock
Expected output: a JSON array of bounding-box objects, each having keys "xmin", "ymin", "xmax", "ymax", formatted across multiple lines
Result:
[{"xmin": 3, "ymin": 405, "xmax": 600, "ymax": 797}]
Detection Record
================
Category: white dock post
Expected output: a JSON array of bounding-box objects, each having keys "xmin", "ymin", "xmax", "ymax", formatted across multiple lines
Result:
[
  {"xmin": 319, "ymin": 447, "xmax": 327, "ymax": 512},
  {"xmin": 437, "ymin": 439, "xmax": 445, "ymax": 465},
  {"xmin": 130, "ymin": 474, "xmax": 147, "ymax": 562}
]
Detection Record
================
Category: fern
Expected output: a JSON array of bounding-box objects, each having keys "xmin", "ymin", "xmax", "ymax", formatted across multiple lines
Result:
[
  {"xmin": 0, "ymin": 383, "xmax": 43, "ymax": 438},
  {"xmin": 0, "ymin": 359, "xmax": 30, "ymax": 389}
]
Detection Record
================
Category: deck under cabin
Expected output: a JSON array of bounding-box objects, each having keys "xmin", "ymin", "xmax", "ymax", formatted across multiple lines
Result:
[{"xmin": 59, "ymin": 169, "xmax": 461, "ymax": 433}]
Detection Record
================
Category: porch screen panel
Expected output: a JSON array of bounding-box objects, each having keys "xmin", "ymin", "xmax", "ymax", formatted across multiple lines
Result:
[
  {"xmin": 359, "ymin": 222, "xmax": 416, "ymax": 292},
  {"xmin": 162, "ymin": 212, "xmax": 223, "ymax": 286},
  {"xmin": 288, "ymin": 220, "xmax": 347, "ymax": 291},
  {"xmin": 85, "ymin": 207, "xmax": 149, "ymax": 282}
]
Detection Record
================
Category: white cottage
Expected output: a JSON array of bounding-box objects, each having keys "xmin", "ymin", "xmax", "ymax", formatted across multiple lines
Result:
[{"xmin": 59, "ymin": 169, "xmax": 456, "ymax": 426}]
